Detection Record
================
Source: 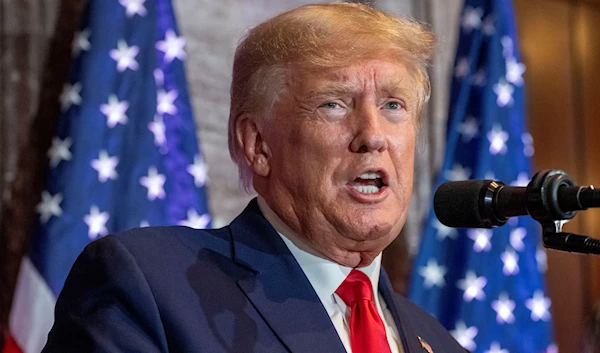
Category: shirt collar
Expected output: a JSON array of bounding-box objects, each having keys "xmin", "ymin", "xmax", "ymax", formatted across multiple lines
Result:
[{"xmin": 257, "ymin": 197, "xmax": 382, "ymax": 307}]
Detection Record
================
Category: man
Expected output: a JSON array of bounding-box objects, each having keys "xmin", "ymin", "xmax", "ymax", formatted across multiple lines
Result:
[{"xmin": 43, "ymin": 3, "xmax": 466, "ymax": 352}]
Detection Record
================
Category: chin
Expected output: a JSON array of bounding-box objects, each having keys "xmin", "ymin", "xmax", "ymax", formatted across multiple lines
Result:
[{"xmin": 345, "ymin": 213, "xmax": 399, "ymax": 242}]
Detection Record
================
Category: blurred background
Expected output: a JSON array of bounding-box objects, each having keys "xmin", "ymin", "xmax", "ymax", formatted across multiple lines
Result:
[{"xmin": 1, "ymin": 0, "xmax": 600, "ymax": 352}]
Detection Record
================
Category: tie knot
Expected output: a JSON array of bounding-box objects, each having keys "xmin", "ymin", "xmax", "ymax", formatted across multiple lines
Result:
[{"xmin": 335, "ymin": 269, "xmax": 374, "ymax": 305}]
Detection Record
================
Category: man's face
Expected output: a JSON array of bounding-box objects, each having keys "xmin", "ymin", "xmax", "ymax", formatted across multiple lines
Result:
[{"xmin": 258, "ymin": 59, "xmax": 418, "ymax": 267}]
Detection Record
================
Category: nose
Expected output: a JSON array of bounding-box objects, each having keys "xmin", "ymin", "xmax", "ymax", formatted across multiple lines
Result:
[{"xmin": 349, "ymin": 105, "xmax": 388, "ymax": 153}]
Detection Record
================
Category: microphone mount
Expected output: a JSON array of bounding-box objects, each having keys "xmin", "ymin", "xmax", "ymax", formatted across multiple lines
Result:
[
  {"xmin": 510, "ymin": 169, "xmax": 600, "ymax": 255},
  {"xmin": 526, "ymin": 169, "xmax": 578, "ymax": 229}
]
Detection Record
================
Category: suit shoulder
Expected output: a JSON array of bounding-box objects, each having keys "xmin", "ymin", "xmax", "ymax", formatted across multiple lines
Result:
[
  {"xmin": 108, "ymin": 225, "xmax": 229, "ymax": 250},
  {"xmin": 87, "ymin": 226, "xmax": 232, "ymax": 267}
]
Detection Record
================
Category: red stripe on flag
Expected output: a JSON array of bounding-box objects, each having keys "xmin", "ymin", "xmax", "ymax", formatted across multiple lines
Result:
[{"xmin": 2, "ymin": 334, "xmax": 23, "ymax": 353}]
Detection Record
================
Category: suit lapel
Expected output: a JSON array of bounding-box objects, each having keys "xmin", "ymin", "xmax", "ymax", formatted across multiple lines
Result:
[
  {"xmin": 379, "ymin": 270, "xmax": 425, "ymax": 353},
  {"xmin": 230, "ymin": 200, "xmax": 346, "ymax": 353}
]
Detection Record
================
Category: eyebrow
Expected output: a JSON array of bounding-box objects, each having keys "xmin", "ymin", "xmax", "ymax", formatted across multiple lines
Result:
[
  {"xmin": 379, "ymin": 77, "xmax": 414, "ymax": 96},
  {"xmin": 303, "ymin": 81, "xmax": 361, "ymax": 99},
  {"xmin": 303, "ymin": 79, "xmax": 414, "ymax": 100}
]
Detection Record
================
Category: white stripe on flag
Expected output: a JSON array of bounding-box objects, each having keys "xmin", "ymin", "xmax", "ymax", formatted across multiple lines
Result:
[{"xmin": 9, "ymin": 256, "xmax": 56, "ymax": 353}]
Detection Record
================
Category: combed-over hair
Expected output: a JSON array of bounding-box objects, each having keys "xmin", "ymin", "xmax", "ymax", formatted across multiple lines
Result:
[{"xmin": 228, "ymin": 2, "xmax": 437, "ymax": 192}]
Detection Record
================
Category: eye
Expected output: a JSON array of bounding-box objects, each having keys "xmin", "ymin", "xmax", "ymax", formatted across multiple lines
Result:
[
  {"xmin": 320, "ymin": 102, "xmax": 340, "ymax": 109},
  {"xmin": 383, "ymin": 101, "xmax": 403, "ymax": 110},
  {"xmin": 316, "ymin": 100, "xmax": 347, "ymax": 121}
]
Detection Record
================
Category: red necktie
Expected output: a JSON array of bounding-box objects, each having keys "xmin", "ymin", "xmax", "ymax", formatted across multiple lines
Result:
[{"xmin": 335, "ymin": 269, "xmax": 393, "ymax": 353}]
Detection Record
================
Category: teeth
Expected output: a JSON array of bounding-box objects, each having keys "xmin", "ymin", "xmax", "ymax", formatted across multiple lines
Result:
[
  {"xmin": 359, "ymin": 172, "xmax": 381, "ymax": 180},
  {"xmin": 352, "ymin": 185, "xmax": 380, "ymax": 194}
]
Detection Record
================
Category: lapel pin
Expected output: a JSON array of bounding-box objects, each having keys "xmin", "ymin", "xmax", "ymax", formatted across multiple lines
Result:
[{"xmin": 417, "ymin": 336, "xmax": 433, "ymax": 353}]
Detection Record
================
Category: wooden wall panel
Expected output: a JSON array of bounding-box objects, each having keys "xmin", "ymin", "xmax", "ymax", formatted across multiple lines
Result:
[
  {"xmin": 513, "ymin": 0, "xmax": 590, "ymax": 351},
  {"xmin": 575, "ymin": 3, "xmax": 600, "ymax": 305}
]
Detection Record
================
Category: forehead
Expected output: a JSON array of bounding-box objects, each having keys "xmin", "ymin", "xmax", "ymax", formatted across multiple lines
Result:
[{"xmin": 288, "ymin": 59, "xmax": 417, "ymax": 95}]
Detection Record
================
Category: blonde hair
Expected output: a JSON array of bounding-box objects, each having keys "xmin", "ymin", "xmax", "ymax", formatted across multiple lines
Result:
[{"xmin": 228, "ymin": 2, "xmax": 437, "ymax": 192}]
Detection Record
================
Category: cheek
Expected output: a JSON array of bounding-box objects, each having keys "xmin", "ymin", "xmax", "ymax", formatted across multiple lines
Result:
[
  {"xmin": 273, "ymin": 123, "xmax": 347, "ymax": 190},
  {"xmin": 296, "ymin": 123, "xmax": 352, "ymax": 162},
  {"xmin": 389, "ymin": 128, "xmax": 416, "ymax": 194},
  {"xmin": 389, "ymin": 127, "xmax": 416, "ymax": 163}
]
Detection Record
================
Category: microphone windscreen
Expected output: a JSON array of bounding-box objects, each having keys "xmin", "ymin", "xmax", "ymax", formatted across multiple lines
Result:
[{"xmin": 434, "ymin": 180, "xmax": 488, "ymax": 228}]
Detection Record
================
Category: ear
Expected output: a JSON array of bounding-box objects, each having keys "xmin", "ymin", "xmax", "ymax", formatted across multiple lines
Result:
[{"xmin": 235, "ymin": 113, "xmax": 271, "ymax": 177}]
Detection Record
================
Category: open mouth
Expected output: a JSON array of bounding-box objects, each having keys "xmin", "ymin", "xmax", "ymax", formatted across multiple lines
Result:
[{"xmin": 348, "ymin": 171, "xmax": 387, "ymax": 194}]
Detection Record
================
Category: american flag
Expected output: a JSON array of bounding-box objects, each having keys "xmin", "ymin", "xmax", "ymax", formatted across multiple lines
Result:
[
  {"xmin": 6, "ymin": 1, "xmax": 210, "ymax": 352},
  {"xmin": 408, "ymin": 0, "xmax": 555, "ymax": 352}
]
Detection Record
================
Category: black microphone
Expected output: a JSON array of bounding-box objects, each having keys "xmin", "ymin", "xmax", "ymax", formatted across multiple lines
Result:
[{"xmin": 434, "ymin": 179, "xmax": 600, "ymax": 228}]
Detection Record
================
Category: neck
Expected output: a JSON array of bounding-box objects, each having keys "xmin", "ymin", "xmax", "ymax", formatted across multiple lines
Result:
[{"xmin": 257, "ymin": 196, "xmax": 381, "ymax": 267}]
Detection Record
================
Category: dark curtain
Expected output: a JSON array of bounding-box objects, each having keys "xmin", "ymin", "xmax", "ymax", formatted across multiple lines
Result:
[{"xmin": 0, "ymin": 0, "xmax": 86, "ymax": 346}]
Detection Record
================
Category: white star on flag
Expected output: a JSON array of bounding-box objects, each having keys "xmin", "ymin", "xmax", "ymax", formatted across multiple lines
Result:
[
  {"xmin": 60, "ymin": 82, "xmax": 82, "ymax": 111},
  {"xmin": 501, "ymin": 247, "xmax": 520, "ymax": 275},
  {"xmin": 451, "ymin": 322, "xmax": 478, "ymax": 351},
  {"xmin": 457, "ymin": 271, "xmax": 487, "ymax": 302},
  {"xmin": 462, "ymin": 7, "xmax": 483, "ymax": 32},
  {"xmin": 118, "ymin": 0, "xmax": 147, "ymax": 17},
  {"xmin": 506, "ymin": 58, "xmax": 526, "ymax": 86},
  {"xmin": 187, "ymin": 155, "xmax": 208, "ymax": 187},
  {"xmin": 491, "ymin": 292, "xmax": 516, "ymax": 324},
  {"xmin": 157, "ymin": 89, "xmax": 179, "ymax": 115},
  {"xmin": 84, "ymin": 205, "xmax": 110, "ymax": 240},
  {"xmin": 154, "ymin": 68, "xmax": 165, "ymax": 86},
  {"xmin": 467, "ymin": 229, "xmax": 493, "ymax": 252},
  {"xmin": 537, "ymin": 246, "xmax": 548, "ymax": 273},
  {"xmin": 48, "ymin": 136, "xmax": 72, "ymax": 168},
  {"xmin": 156, "ymin": 29, "xmax": 187, "ymax": 63},
  {"xmin": 526, "ymin": 290, "xmax": 552, "ymax": 322},
  {"xmin": 458, "ymin": 116, "xmax": 479, "ymax": 142},
  {"xmin": 444, "ymin": 163, "xmax": 471, "ymax": 182},
  {"xmin": 493, "ymin": 80, "xmax": 514, "ymax": 107},
  {"xmin": 487, "ymin": 124, "xmax": 509, "ymax": 155},
  {"xmin": 485, "ymin": 342, "xmax": 508, "ymax": 353},
  {"xmin": 72, "ymin": 29, "xmax": 91, "ymax": 57},
  {"xmin": 36, "ymin": 191, "xmax": 63, "ymax": 224},
  {"xmin": 522, "ymin": 132, "xmax": 535, "ymax": 157},
  {"xmin": 148, "ymin": 115, "xmax": 166, "ymax": 148},
  {"xmin": 140, "ymin": 167, "xmax": 166, "ymax": 200},
  {"xmin": 509, "ymin": 227, "xmax": 527, "ymax": 251},
  {"xmin": 454, "ymin": 57, "xmax": 470, "ymax": 78},
  {"xmin": 511, "ymin": 172, "xmax": 530, "ymax": 187},
  {"xmin": 484, "ymin": 171, "xmax": 496, "ymax": 180},
  {"xmin": 418, "ymin": 259, "xmax": 447, "ymax": 288},
  {"xmin": 179, "ymin": 209, "xmax": 211, "ymax": 229},
  {"xmin": 546, "ymin": 343, "xmax": 558, "ymax": 353},
  {"xmin": 433, "ymin": 218, "xmax": 458, "ymax": 240},
  {"xmin": 482, "ymin": 15, "xmax": 496, "ymax": 36},
  {"xmin": 109, "ymin": 39, "xmax": 139, "ymax": 72},
  {"xmin": 473, "ymin": 68, "xmax": 487, "ymax": 87},
  {"xmin": 501, "ymin": 36, "xmax": 514, "ymax": 58},
  {"xmin": 100, "ymin": 94, "xmax": 129, "ymax": 128},
  {"xmin": 91, "ymin": 150, "xmax": 119, "ymax": 182}
]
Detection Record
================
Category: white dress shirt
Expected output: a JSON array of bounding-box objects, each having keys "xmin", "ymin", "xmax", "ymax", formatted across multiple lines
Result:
[{"xmin": 258, "ymin": 197, "xmax": 403, "ymax": 353}]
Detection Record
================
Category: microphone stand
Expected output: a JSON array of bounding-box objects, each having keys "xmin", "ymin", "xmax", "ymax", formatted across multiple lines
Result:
[{"xmin": 527, "ymin": 169, "xmax": 600, "ymax": 255}]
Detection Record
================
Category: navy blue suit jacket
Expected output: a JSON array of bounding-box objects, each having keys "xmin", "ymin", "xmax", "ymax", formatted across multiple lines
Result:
[{"xmin": 43, "ymin": 199, "xmax": 466, "ymax": 352}]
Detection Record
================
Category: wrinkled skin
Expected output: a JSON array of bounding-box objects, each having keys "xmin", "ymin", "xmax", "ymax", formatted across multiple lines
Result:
[{"xmin": 237, "ymin": 59, "xmax": 418, "ymax": 267}]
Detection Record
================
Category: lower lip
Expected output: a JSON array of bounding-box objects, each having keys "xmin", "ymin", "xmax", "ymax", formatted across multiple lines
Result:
[{"xmin": 346, "ymin": 184, "xmax": 389, "ymax": 203}]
